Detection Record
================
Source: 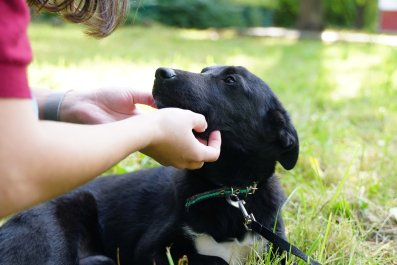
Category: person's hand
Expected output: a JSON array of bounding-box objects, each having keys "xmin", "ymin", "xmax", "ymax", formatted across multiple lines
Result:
[
  {"xmin": 59, "ymin": 88, "xmax": 156, "ymax": 124},
  {"xmin": 142, "ymin": 108, "xmax": 222, "ymax": 169}
]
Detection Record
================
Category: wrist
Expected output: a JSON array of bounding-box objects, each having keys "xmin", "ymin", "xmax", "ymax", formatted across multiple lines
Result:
[
  {"xmin": 43, "ymin": 90, "xmax": 72, "ymax": 121},
  {"xmin": 139, "ymin": 111, "xmax": 164, "ymax": 151}
]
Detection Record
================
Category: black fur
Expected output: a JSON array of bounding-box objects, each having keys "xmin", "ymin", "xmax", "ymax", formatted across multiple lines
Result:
[{"xmin": 0, "ymin": 66, "xmax": 299, "ymax": 265}]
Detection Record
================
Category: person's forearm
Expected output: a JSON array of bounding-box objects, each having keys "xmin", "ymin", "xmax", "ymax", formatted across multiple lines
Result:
[
  {"xmin": 0, "ymin": 100, "xmax": 157, "ymax": 217},
  {"xmin": 1, "ymin": 98, "xmax": 221, "ymax": 217}
]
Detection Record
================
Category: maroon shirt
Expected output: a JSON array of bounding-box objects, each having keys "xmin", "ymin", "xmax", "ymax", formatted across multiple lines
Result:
[{"xmin": 0, "ymin": 0, "xmax": 32, "ymax": 98}]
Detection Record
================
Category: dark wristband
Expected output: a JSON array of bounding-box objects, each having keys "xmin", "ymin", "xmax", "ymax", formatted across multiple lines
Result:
[{"xmin": 43, "ymin": 91, "xmax": 68, "ymax": 121}]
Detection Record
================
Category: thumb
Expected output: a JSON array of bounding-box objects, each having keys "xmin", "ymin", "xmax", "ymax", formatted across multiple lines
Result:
[
  {"xmin": 200, "ymin": 130, "xmax": 222, "ymax": 162},
  {"xmin": 131, "ymin": 90, "xmax": 157, "ymax": 108}
]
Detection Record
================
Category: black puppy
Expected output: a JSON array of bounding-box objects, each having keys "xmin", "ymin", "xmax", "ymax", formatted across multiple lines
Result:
[{"xmin": 0, "ymin": 66, "xmax": 299, "ymax": 265}]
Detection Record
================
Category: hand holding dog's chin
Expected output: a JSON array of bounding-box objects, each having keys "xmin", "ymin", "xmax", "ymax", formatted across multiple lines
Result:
[{"xmin": 141, "ymin": 108, "xmax": 221, "ymax": 169}]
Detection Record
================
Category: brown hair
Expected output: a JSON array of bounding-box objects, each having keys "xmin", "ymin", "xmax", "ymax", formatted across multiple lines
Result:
[{"xmin": 28, "ymin": 0, "xmax": 128, "ymax": 38}]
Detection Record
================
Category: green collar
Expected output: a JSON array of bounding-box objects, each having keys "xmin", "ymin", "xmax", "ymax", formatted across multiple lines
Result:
[{"xmin": 185, "ymin": 182, "xmax": 258, "ymax": 210}]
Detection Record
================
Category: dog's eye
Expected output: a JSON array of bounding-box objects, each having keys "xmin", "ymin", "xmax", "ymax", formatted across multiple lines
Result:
[{"xmin": 224, "ymin": 76, "xmax": 236, "ymax": 84}]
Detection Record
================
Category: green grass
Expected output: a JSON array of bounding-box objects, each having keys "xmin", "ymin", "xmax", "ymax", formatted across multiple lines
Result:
[{"xmin": 28, "ymin": 23, "xmax": 397, "ymax": 264}]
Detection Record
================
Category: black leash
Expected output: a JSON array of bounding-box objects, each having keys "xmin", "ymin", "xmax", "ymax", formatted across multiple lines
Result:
[
  {"xmin": 250, "ymin": 220, "xmax": 321, "ymax": 265},
  {"xmin": 226, "ymin": 195, "xmax": 322, "ymax": 265},
  {"xmin": 185, "ymin": 185, "xmax": 321, "ymax": 264}
]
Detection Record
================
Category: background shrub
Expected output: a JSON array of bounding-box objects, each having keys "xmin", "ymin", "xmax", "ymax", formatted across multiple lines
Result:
[{"xmin": 32, "ymin": 0, "xmax": 380, "ymax": 32}]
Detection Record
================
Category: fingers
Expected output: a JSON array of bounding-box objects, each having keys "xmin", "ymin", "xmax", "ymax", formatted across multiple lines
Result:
[
  {"xmin": 190, "ymin": 113, "xmax": 220, "ymax": 164},
  {"xmin": 170, "ymin": 130, "xmax": 221, "ymax": 170},
  {"xmin": 186, "ymin": 161, "xmax": 205, "ymax": 170},
  {"xmin": 191, "ymin": 113, "xmax": 208, "ymax": 133},
  {"xmin": 131, "ymin": 90, "xmax": 157, "ymax": 108},
  {"xmin": 188, "ymin": 130, "xmax": 222, "ymax": 169},
  {"xmin": 145, "ymin": 108, "xmax": 221, "ymax": 170},
  {"xmin": 173, "ymin": 161, "xmax": 204, "ymax": 170}
]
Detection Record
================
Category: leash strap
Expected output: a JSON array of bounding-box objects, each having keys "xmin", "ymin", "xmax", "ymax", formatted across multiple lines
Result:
[
  {"xmin": 226, "ymin": 195, "xmax": 322, "ymax": 265},
  {"xmin": 250, "ymin": 220, "xmax": 321, "ymax": 265}
]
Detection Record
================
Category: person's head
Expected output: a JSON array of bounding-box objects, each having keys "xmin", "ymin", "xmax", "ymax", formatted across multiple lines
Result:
[{"xmin": 28, "ymin": 0, "xmax": 128, "ymax": 38}]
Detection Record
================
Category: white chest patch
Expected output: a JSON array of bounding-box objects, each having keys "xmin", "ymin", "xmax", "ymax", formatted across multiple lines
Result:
[{"xmin": 184, "ymin": 226, "xmax": 268, "ymax": 265}]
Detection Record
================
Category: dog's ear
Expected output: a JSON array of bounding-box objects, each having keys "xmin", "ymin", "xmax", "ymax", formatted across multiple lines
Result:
[
  {"xmin": 278, "ymin": 126, "xmax": 299, "ymax": 170},
  {"xmin": 268, "ymin": 110, "xmax": 299, "ymax": 170}
]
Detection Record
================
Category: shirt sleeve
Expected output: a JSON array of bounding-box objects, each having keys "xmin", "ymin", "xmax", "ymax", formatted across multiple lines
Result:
[{"xmin": 0, "ymin": 0, "xmax": 32, "ymax": 98}]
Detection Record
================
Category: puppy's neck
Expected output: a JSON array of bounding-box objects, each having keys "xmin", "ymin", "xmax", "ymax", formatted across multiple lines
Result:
[{"xmin": 185, "ymin": 154, "xmax": 277, "ymax": 189}]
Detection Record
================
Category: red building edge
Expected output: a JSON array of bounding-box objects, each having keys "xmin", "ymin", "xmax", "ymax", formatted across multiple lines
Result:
[{"xmin": 380, "ymin": 10, "xmax": 397, "ymax": 32}]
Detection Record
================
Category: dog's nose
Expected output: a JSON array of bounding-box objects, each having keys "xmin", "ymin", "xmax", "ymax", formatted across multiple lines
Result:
[{"xmin": 155, "ymin": 68, "xmax": 176, "ymax": 79}]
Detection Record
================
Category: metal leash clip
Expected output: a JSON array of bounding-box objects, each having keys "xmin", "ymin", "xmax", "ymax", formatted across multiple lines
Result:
[
  {"xmin": 226, "ymin": 194, "xmax": 256, "ymax": 231},
  {"xmin": 226, "ymin": 194, "xmax": 323, "ymax": 265}
]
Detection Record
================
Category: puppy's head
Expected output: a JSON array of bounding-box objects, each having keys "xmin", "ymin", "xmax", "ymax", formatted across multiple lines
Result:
[{"xmin": 153, "ymin": 66, "xmax": 298, "ymax": 186}]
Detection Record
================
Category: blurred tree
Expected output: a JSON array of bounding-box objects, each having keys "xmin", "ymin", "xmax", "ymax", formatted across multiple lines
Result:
[
  {"xmin": 324, "ymin": 0, "xmax": 378, "ymax": 31},
  {"xmin": 153, "ymin": 0, "xmax": 245, "ymax": 29},
  {"xmin": 273, "ymin": 0, "xmax": 299, "ymax": 27},
  {"xmin": 354, "ymin": 0, "xmax": 377, "ymax": 29},
  {"xmin": 355, "ymin": 0, "xmax": 367, "ymax": 28},
  {"xmin": 297, "ymin": 0, "xmax": 324, "ymax": 31},
  {"xmin": 31, "ymin": 0, "xmax": 377, "ymax": 31}
]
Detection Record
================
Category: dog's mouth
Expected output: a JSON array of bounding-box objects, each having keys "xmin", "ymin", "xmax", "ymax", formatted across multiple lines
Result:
[{"xmin": 153, "ymin": 95, "xmax": 187, "ymax": 111}]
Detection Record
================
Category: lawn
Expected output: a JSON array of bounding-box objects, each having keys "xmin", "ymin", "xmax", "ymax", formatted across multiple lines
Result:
[{"xmin": 28, "ymin": 23, "xmax": 397, "ymax": 264}]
